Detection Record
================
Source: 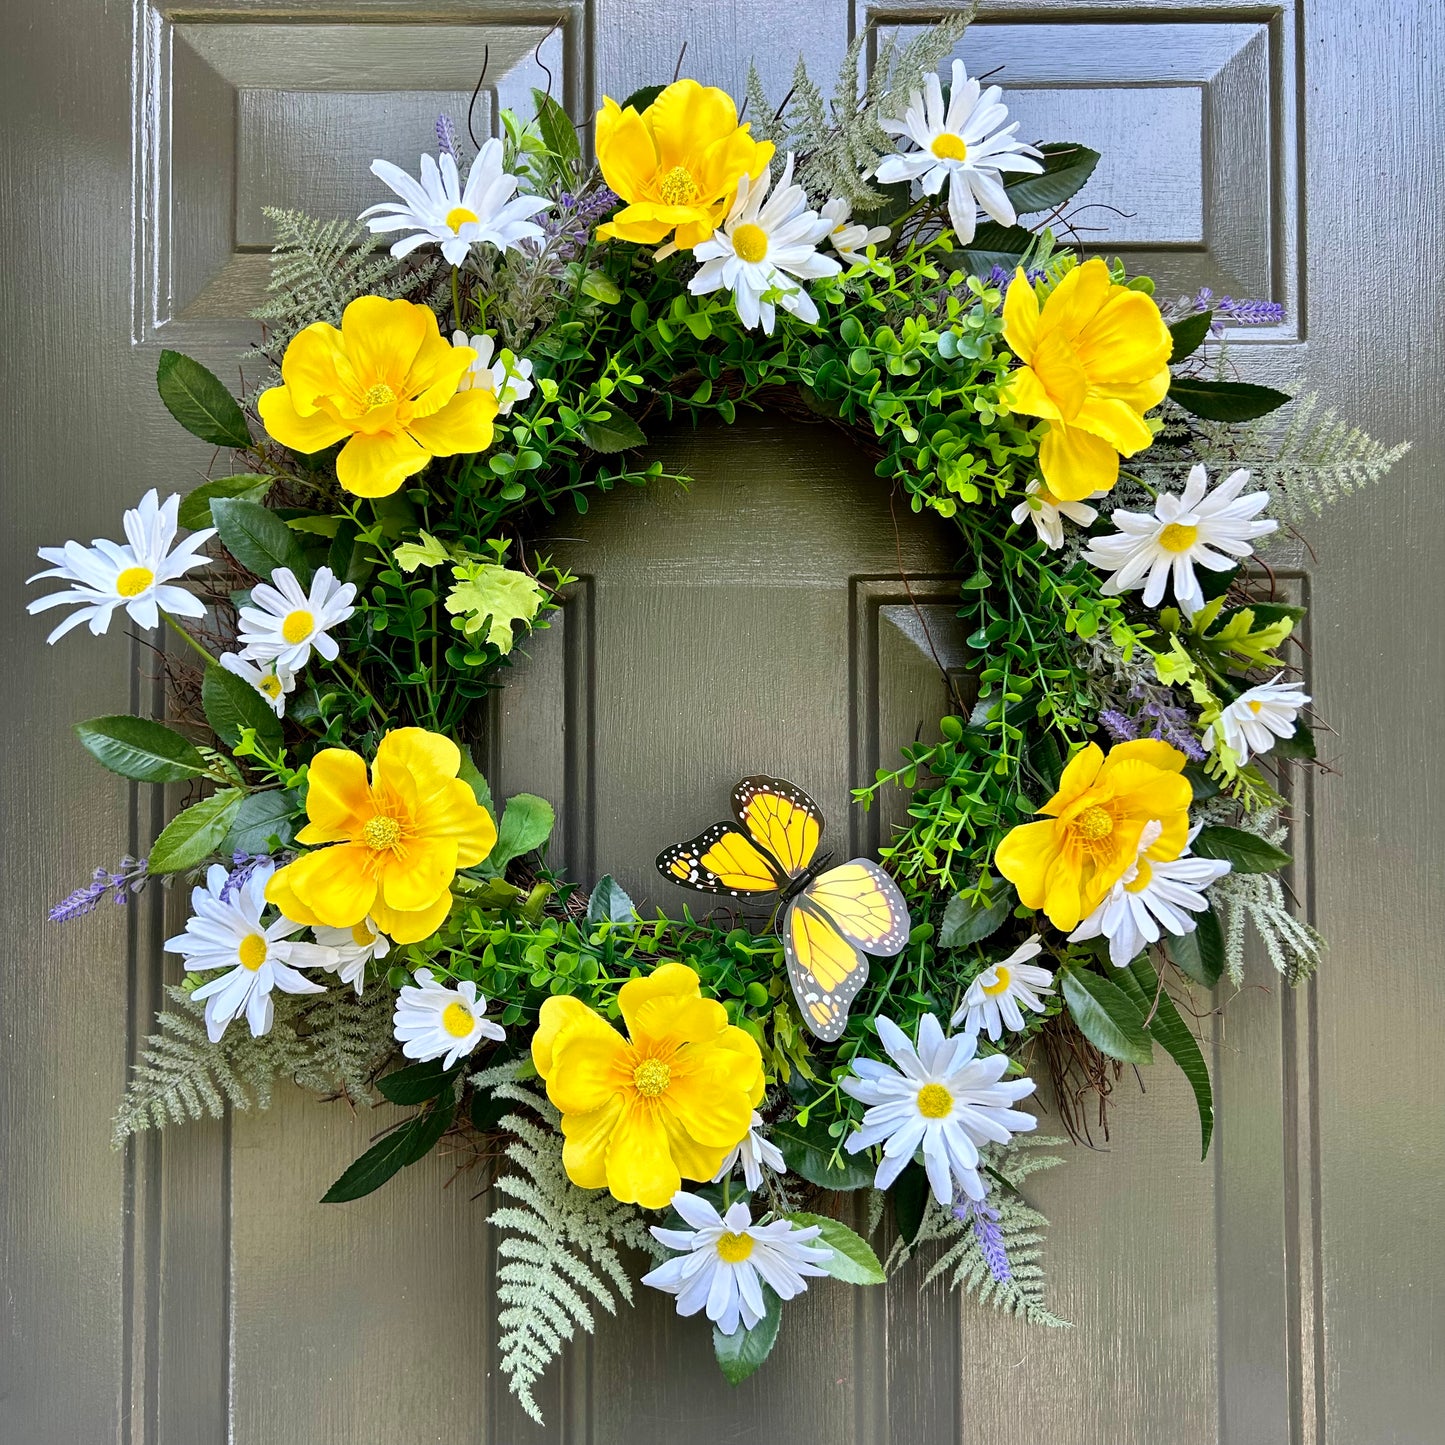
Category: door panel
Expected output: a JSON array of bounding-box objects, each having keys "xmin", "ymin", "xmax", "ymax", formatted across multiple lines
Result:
[{"xmin": 3, "ymin": 2, "xmax": 1442, "ymax": 1443}]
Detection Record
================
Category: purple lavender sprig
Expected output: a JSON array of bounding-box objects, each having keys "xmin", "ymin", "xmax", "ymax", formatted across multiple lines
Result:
[
  {"xmin": 539, "ymin": 185, "xmax": 620, "ymax": 260},
  {"xmin": 1099, "ymin": 707, "xmax": 1139, "ymax": 743},
  {"xmin": 436, "ymin": 113, "xmax": 459, "ymax": 162},
  {"xmin": 49, "ymin": 855, "xmax": 149, "ymax": 923},
  {"xmin": 953, "ymin": 1193, "xmax": 1012, "ymax": 1284},
  {"xmin": 1186, "ymin": 286, "xmax": 1285, "ymax": 333},
  {"xmin": 985, "ymin": 263, "xmax": 1046, "ymax": 291},
  {"xmin": 1137, "ymin": 699, "xmax": 1207, "ymax": 761},
  {"xmin": 220, "ymin": 851, "xmax": 284, "ymax": 902}
]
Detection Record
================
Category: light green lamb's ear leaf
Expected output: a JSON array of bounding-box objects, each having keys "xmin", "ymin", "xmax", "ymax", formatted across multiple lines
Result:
[
  {"xmin": 712, "ymin": 1287, "xmax": 782, "ymax": 1385},
  {"xmin": 177, "ymin": 475, "xmax": 272, "ymax": 531},
  {"xmin": 211, "ymin": 497, "xmax": 312, "ymax": 585},
  {"xmin": 148, "ymin": 790, "xmax": 244, "ymax": 873},
  {"xmin": 489, "ymin": 793, "xmax": 556, "ymax": 871},
  {"xmin": 581, "ymin": 411, "xmax": 647, "ymax": 453},
  {"xmin": 74, "ymin": 715, "xmax": 208, "ymax": 783},
  {"xmin": 786, "ymin": 1213, "xmax": 886, "ymax": 1285},
  {"xmin": 530, "ymin": 87, "xmax": 582, "ymax": 172},
  {"xmin": 443, "ymin": 562, "xmax": 546, "ymax": 652},
  {"xmin": 157, "ymin": 350, "xmax": 252, "ymax": 449},
  {"xmin": 938, "ymin": 890, "xmax": 1013, "ymax": 949},
  {"xmin": 586, "ymin": 874, "xmax": 636, "ymax": 925},
  {"xmin": 1003, "ymin": 142, "xmax": 1100, "ymax": 216},
  {"xmin": 456, "ymin": 746, "xmax": 496, "ymax": 821},
  {"xmin": 1191, "ymin": 825, "xmax": 1291, "ymax": 874},
  {"xmin": 201, "ymin": 664, "xmax": 284, "ymax": 752},
  {"xmin": 1060, "ymin": 967, "xmax": 1153, "ymax": 1065},
  {"xmin": 394, "ymin": 530, "xmax": 453, "ymax": 573}
]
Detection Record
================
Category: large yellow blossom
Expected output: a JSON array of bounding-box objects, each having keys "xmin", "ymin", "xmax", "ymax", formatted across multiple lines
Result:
[
  {"xmin": 995, "ymin": 739, "xmax": 1193, "ymax": 931},
  {"xmin": 595, "ymin": 80, "xmax": 773, "ymax": 252},
  {"xmin": 258, "ymin": 296, "xmax": 497, "ymax": 499},
  {"xmin": 265, "ymin": 728, "xmax": 496, "ymax": 945},
  {"xmin": 532, "ymin": 963, "xmax": 764, "ymax": 1208},
  {"xmin": 1000, "ymin": 259, "xmax": 1172, "ymax": 501}
]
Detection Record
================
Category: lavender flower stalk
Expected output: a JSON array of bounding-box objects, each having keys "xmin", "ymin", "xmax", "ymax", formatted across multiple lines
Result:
[
  {"xmin": 435, "ymin": 112, "xmax": 459, "ymax": 162},
  {"xmin": 954, "ymin": 1193, "xmax": 1012, "ymax": 1284},
  {"xmin": 49, "ymin": 855, "xmax": 148, "ymax": 922},
  {"xmin": 220, "ymin": 850, "xmax": 283, "ymax": 902}
]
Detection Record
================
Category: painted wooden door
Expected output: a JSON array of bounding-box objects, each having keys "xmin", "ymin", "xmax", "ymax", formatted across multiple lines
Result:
[{"xmin": 4, "ymin": 1, "xmax": 1442, "ymax": 1442}]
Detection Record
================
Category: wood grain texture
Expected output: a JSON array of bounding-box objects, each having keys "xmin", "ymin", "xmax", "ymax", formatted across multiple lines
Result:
[{"xmin": 2, "ymin": 0, "xmax": 1442, "ymax": 1441}]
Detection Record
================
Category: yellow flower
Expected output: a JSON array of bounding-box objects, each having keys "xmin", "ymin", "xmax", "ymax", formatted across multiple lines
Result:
[
  {"xmin": 265, "ymin": 728, "xmax": 496, "ymax": 945},
  {"xmin": 1000, "ymin": 259, "xmax": 1172, "ymax": 501},
  {"xmin": 258, "ymin": 296, "xmax": 498, "ymax": 499},
  {"xmin": 994, "ymin": 739, "xmax": 1193, "ymax": 931},
  {"xmin": 532, "ymin": 963, "xmax": 764, "ymax": 1208},
  {"xmin": 594, "ymin": 80, "xmax": 773, "ymax": 253}
]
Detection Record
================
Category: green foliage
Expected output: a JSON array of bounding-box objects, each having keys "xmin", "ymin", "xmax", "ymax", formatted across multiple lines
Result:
[
  {"xmin": 713, "ymin": 1290, "xmax": 782, "ymax": 1384},
  {"xmin": 321, "ymin": 1094, "xmax": 457, "ymax": 1203},
  {"xmin": 212, "ymin": 497, "xmax": 312, "ymax": 584},
  {"xmin": 148, "ymin": 790, "xmax": 244, "ymax": 873},
  {"xmin": 443, "ymin": 561, "xmax": 547, "ymax": 652},
  {"xmin": 156, "ymin": 351, "xmax": 251, "ymax": 449},
  {"xmin": 1060, "ymin": 966, "xmax": 1154, "ymax": 1065},
  {"xmin": 1168, "ymin": 376, "xmax": 1292, "ymax": 422},
  {"xmin": 788, "ymin": 1213, "xmax": 886, "ymax": 1285},
  {"xmin": 178, "ymin": 474, "xmax": 273, "ymax": 530},
  {"xmin": 74, "ymin": 715, "xmax": 208, "ymax": 783}
]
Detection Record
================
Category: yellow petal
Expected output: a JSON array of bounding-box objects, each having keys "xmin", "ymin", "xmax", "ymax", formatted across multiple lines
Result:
[
  {"xmin": 264, "ymin": 865, "xmax": 322, "ymax": 926},
  {"xmin": 657, "ymin": 1108, "xmax": 732, "ymax": 1184},
  {"xmin": 278, "ymin": 322, "xmax": 347, "ymax": 411},
  {"xmin": 618, "ymin": 962, "xmax": 701, "ymax": 1040},
  {"xmin": 604, "ymin": 1101, "xmax": 680, "ymax": 1209},
  {"xmin": 379, "ymin": 836, "xmax": 458, "ymax": 913},
  {"xmin": 1000, "ymin": 365, "xmax": 1061, "ymax": 422},
  {"xmin": 708, "ymin": 1026, "xmax": 766, "ymax": 1106},
  {"xmin": 375, "ymin": 727, "xmax": 461, "ymax": 782},
  {"xmin": 406, "ymin": 388, "xmax": 497, "ymax": 457},
  {"xmin": 533, "ymin": 995, "xmax": 606, "ymax": 1078},
  {"xmin": 1039, "ymin": 258, "xmax": 1113, "ymax": 341},
  {"xmin": 1074, "ymin": 289, "xmax": 1172, "ymax": 384},
  {"xmin": 693, "ymin": 127, "xmax": 771, "ymax": 200},
  {"xmin": 257, "ymin": 385, "xmax": 351, "ymax": 455},
  {"xmin": 339, "ymin": 296, "xmax": 430, "ymax": 387},
  {"xmin": 1041, "ymin": 743, "xmax": 1105, "ymax": 815},
  {"xmin": 644, "ymin": 79, "xmax": 738, "ymax": 170},
  {"xmin": 274, "ymin": 844, "xmax": 377, "ymax": 927},
  {"xmin": 595, "ymin": 98, "xmax": 660, "ymax": 203},
  {"xmin": 335, "ymin": 428, "xmax": 430, "ymax": 498},
  {"xmin": 665, "ymin": 1047, "xmax": 759, "ymax": 1148},
  {"xmin": 1038, "ymin": 421, "xmax": 1120, "ymax": 501},
  {"xmin": 1041, "ymin": 859, "xmax": 1090, "ymax": 931},
  {"xmin": 1001, "ymin": 268, "xmax": 1041, "ymax": 360},
  {"xmin": 295, "ymin": 747, "xmax": 372, "ymax": 844},
  {"xmin": 1072, "ymin": 395, "xmax": 1155, "ymax": 456},
  {"xmin": 1027, "ymin": 329, "xmax": 1090, "ymax": 420},
  {"xmin": 406, "ymin": 332, "xmax": 475, "ymax": 418},
  {"xmin": 994, "ymin": 818, "xmax": 1065, "ymax": 912},
  {"xmin": 368, "ymin": 887, "xmax": 453, "ymax": 944},
  {"xmin": 596, "ymin": 202, "xmax": 694, "ymax": 245},
  {"xmin": 546, "ymin": 1026, "xmax": 630, "ymax": 1115},
  {"xmin": 1103, "ymin": 739, "xmax": 1189, "ymax": 776},
  {"xmin": 628, "ymin": 994, "xmax": 730, "ymax": 1055},
  {"xmin": 559, "ymin": 1095, "xmax": 623, "ymax": 1190}
]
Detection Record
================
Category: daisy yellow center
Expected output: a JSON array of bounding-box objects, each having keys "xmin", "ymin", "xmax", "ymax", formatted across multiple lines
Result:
[
  {"xmin": 931, "ymin": 132, "xmax": 968, "ymax": 162},
  {"xmin": 257, "ymin": 673, "xmax": 283, "ymax": 699},
  {"xmin": 363, "ymin": 382, "xmax": 397, "ymax": 410},
  {"xmin": 1072, "ymin": 805, "xmax": 1115, "ymax": 843},
  {"xmin": 115, "ymin": 565, "xmax": 155, "ymax": 597},
  {"xmin": 281, "ymin": 609, "xmax": 314, "ymax": 644},
  {"xmin": 1248, "ymin": 700, "xmax": 1263, "ymax": 714},
  {"xmin": 362, "ymin": 814, "xmax": 402, "ymax": 850},
  {"xmin": 351, "ymin": 922, "xmax": 375, "ymax": 947},
  {"xmin": 732, "ymin": 222, "xmax": 769, "ymax": 263},
  {"xmin": 1125, "ymin": 858, "xmax": 1154, "ymax": 893},
  {"xmin": 445, "ymin": 205, "xmax": 479, "ymax": 232},
  {"xmin": 441, "ymin": 1001, "xmax": 475, "ymax": 1038},
  {"xmin": 982, "ymin": 966, "xmax": 1012, "ymax": 997},
  {"xmin": 237, "ymin": 933, "xmax": 269, "ymax": 971},
  {"xmin": 657, "ymin": 165, "xmax": 700, "ymax": 206},
  {"xmin": 632, "ymin": 1058, "xmax": 671, "ymax": 1097},
  {"xmin": 716, "ymin": 1232, "xmax": 755, "ymax": 1264},
  {"xmin": 1158, "ymin": 522, "xmax": 1199, "ymax": 553},
  {"xmin": 917, "ymin": 1082, "xmax": 953, "ymax": 1119}
]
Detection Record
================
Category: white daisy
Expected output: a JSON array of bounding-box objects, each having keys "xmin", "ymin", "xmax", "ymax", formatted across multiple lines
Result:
[
  {"xmin": 1069, "ymin": 822, "xmax": 1232, "ymax": 968},
  {"xmin": 1010, "ymin": 479, "xmax": 1103, "ymax": 550},
  {"xmin": 875, "ymin": 59, "xmax": 1043, "ymax": 244},
  {"xmin": 642, "ymin": 1193, "xmax": 832, "ymax": 1337},
  {"xmin": 235, "ymin": 565, "xmax": 356, "ymax": 673},
  {"xmin": 360, "ymin": 141, "xmax": 549, "ymax": 265},
  {"xmin": 392, "ymin": 968, "xmax": 504, "ymax": 1070},
  {"xmin": 950, "ymin": 936, "xmax": 1055, "ymax": 1042},
  {"xmin": 219, "ymin": 651, "xmax": 295, "ymax": 718},
  {"xmin": 165, "ymin": 861, "xmax": 334, "ymax": 1042},
  {"xmin": 1082, "ymin": 464, "xmax": 1278, "ymax": 616},
  {"xmin": 26, "ymin": 488, "xmax": 214, "ymax": 644},
  {"xmin": 842, "ymin": 1013, "xmax": 1037, "ymax": 1204},
  {"xmin": 311, "ymin": 917, "xmax": 391, "ymax": 995},
  {"xmin": 1204, "ymin": 675, "xmax": 1312, "ymax": 764},
  {"xmin": 819, "ymin": 196, "xmax": 890, "ymax": 265},
  {"xmin": 687, "ymin": 154, "xmax": 841, "ymax": 334},
  {"xmin": 450, "ymin": 330, "xmax": 534, "ymax": 414},
  {"xmin": 712, "ymin": 1110, "xmax": 788, "ymax": 1193}
]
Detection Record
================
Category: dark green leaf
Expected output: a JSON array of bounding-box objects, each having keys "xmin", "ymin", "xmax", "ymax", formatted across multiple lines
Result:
[
  {"xmin": 156, "ymin": 350, "xmax": 251, "ymax": 449},
  {"xmin": 1118, "ymin": 959, "xmax": 1214, "ymax": 1157},
  {"xmin": 148, "ymin": 790, "xmax": 244, "ymax": 873},
  {"xmin": 1182, "ymin": 764, "xmax": 1220, "ymax": 802},
  {"xmin": 456, "ymin": 746, "xmax": 496, "ymax": 821},
  {"xmin": 1004, "ymin": 142, "xmax": 1100, "ymax": 215},
  {"xmin": 586, "ymin": 874, "xmax": 636, "ymax": 925},
  {"xmin": 1270, "ymin": 722, "xmax": 1317, "ymax": 761},
  {"xmin": 223, "ymin": 790, "xmax": 298, "ymax": 854},
  {"xmin": 1168, "ymin": 311, "xmax": 1213, "ymax": 364},
  {"xmin": 712, "ymin": 1287, "xmax": 781, "ymax": 1385},
  {"xmin": 327, "ymin": 518, "xmax": 374, "ymax": 589},
  {"xmin": 531, "ymin": 88, "xmax": 582, "ymax": 171},
  {"xmin": 1168, "ymin": 377, "xmax": 1292, "ymax": 422},
  {"xmin": 958, "ymin": 222, "xmax": 1036, "ymax": 279},
  {"xmin": 1191, "ymin": 824, "xmax": 1291, "ymax": 874},
  {"xmin": 73, "ymin": 715, "xmax": 207, "ymax": 783},
  {"xmin": 211, "ymin": 497, "xmax": 312, "ymax": 584},
  {"xmin": 892, "ymin": 1162, "xmax": 929, "ymax": 1246},
  {"xmin": 620, "ymin": 84, "xmax": 666, "ymax": 113},
  {"xmin": 376, "ymin": 1058, "xmax": 455, "ymax": 1106},
  {"xmin": 490, "ymin": 793, "xmax": 556, "ymax": 870},
  {"xmin": 1060, "ymin": 967, "xmax": 1153, "ymax": 1065},
  {"xmin": 938, "ymin": 890, "xmax": 1013, "ymax": 949},
  {"xmin": 1168, "ymin": 907, "xmax": 1226, "ymax": 988},
  {"xmin": 321, "ymin": 1098, "xmax": 456, "ymax": 1203},
  {"xmin": 774, "ymin": 1114, "xmax": 874, "ymax": 1191},
  {"xmin": 201, "ymin": 664, "xmax": 284, "ymax": 751},
  {"xmin": 787, "ymin": 1212, "xmax": 885, "ymax": 1285},
  {"xmin": 177, "ymin": 474, "xmax": 272, "ymax": 531},
  {"xmin": 582, "ymin": 412, "xmax": 647, "ymax": 453}
]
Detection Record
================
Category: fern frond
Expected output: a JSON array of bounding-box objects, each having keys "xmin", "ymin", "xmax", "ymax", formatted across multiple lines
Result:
[{"xmin": 293, "ymin": 985, "xmax": 395, "ymax": 1104}]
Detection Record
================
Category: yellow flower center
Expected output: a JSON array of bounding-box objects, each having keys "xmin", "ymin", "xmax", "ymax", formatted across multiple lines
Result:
[
  {"xmin": 1072, "ymin": 805, "xmax": 1115, "ymax": 842},
  {"xmin": 257, "ymin": 673, "xmax": 283, "ymax": 700},
  {"xmin": 657, "ymin": 165, "xmax": 701, "ymax": 206},
  {"xmin": 981, "ymin": 966, "xmax": 1012, "ymax": 997},
  {"xmin": 362, "ymin": 814, "xmax": 402, "ymax": 851},
  {"xmin": 351, "ymin": 922, "xmax": 375, "ymax": 947},
  {"xmin": 115, "ymin": 565, "xmax": 155, "ymax": 598},
  {"xmin": 632, "ymin": 1058, "xmax": 671, "ymax": 1097},
  {"xmin": 917, "ymin": 1082, "xmax": 953, "ymax": 1119},
  {"xmin": 732, "ymin": 222, "xmax": 769, "ymax": 263},
  {"xmin": 1248, "ymin": 700, "xmax": 1263, "ymax": 714},
  {"xmin": 715, "ymin": 1231, "xmax": 755, "ymax": 1264},
  {"xmin": 363, "ymin": 382, "xmax": 397, "ymax": 410},
  {"xmin": 1125, "ymin": 858, "xmax": 1154, "ymax": 893},
  {"xmin": 441, "ymin": 1001, "xmax": 475, "ymax": 1038},
  {"xmin": 930, "ymin": 133, "xmax": 968, "ymax": 162},
  {"xmin": 281, "ymin": 609, "xmax": 314, "ymax": 644},
  {"xmin": 444, "ymin": 205, "xmax": 479, "ymax": 232},
  {"xmin": 237, "ymin": 933, "xmax": 269, "ymax": 971},
  {"xmin": 1159, "ymin": 522, "xmax": 1199, "ymax": 553}
]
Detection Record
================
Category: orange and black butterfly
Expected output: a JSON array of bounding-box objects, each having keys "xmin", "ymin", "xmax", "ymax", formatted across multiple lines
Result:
[{"xmin": 656, "ymin": 777, "xmax": 910, "ymax": 1042}]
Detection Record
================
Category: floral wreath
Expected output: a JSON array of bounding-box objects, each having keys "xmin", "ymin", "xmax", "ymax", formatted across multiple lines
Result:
[{"xmin": 32, "ymin": 21, "xmax": 1406, "ymax": 1419}]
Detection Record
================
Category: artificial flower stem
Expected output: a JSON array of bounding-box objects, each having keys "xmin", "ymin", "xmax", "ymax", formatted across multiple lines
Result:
[
  {"xmin": 332, "ymin": 654, "xmax": 386, "ymax": 721},
  {"xmin": 452, "ymin": 265, "xmax": 462, "ymax": 332},
  {"xmin": 161, "ymin": 610, "xmax": 216, "ymax": 664}
]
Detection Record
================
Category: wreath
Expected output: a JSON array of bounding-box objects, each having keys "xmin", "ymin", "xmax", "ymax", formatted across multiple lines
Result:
[{"xmin": 31, "ymin": 20, "xmax": 1406, "ymax": 1419}]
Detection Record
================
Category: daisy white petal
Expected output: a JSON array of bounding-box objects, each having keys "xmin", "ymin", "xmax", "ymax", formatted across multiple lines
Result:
[
  {"xmin": 818, "ymin": 197, "xmax": 890, "ymax": 265},
  {"xmin": 712, "ymin": 1110, "xmax": 788, "ymax": 1193},
  {"xmin": 311, "ymin": 917, "xmax": 391, "ymax": 995},
  {"xmin": 1203, "ymin": 675, "xmax": 1312, "ymax": 764},
  {"xmin": 451, "ymin": 330, "xmax": 535, "ymax": 415},
  {"xmin": 1009, "ymin": 480, "xmax": 1104, "ymax": 551},
  {"xmin": 951, "ymin": 935, "xmax": 1056, "ymax": 1041},
  {"xmin": 235, "ymin": 565, "xmax": 356, "ymax": 673},
  {"xmin": 392, "ymin": 968, "xmax": 504, "ymax": 1070}
]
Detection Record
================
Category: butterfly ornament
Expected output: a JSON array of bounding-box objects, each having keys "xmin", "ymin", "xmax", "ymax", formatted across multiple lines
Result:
[{"xmin": 656, "ymin": 777, "xmax": 910, "ymax": 1041}]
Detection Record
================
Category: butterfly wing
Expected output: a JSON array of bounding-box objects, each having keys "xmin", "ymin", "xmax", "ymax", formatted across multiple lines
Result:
[
  {"xmin": 656, "ymin": 821, "xmax": 787, "ymax": 896},
  {"xmin": 782, "ymin": 897, "xmax": 871, "ymax": 1043},
  {"xmin": 804, "ymin": 859, "xmax": 911, "ymax": 956},
  {"xmin": 731, "ymin": 776, "xmax": 824, "ymax": 880}
]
